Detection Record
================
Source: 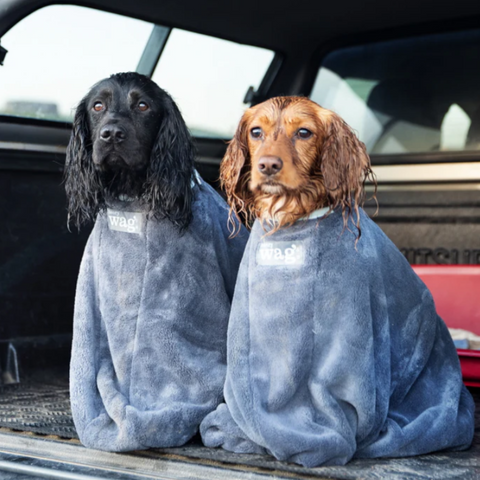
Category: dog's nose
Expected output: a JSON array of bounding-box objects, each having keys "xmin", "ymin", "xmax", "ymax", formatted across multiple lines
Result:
[
  {"xmin": 258, "ymin": 156, "xmax": 283, "ymax": 176},
  {"xmin": 100, "ymin": 125, "xmax": 126, "ymax": 143}
]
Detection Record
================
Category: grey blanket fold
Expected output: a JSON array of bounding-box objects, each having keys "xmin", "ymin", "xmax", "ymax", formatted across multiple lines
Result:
[
  {"xmin": 200, "ymin": 209, "xmax": 475, "ymax": 467},
  {"xmin": 70, "ymin": 180, "xmax": 248, "ymax": 451}
]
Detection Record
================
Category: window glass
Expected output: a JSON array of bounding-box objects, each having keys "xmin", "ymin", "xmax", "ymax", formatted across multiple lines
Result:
[
  {"xmin": 1, "ymin": 6, "xmax": 275, "ymax": 139},
  {"xmin": 0, "ymin": 5, "xmax": 153, "ymax": 121},
  {"xmin": 310, "ymin": 30, "xmax": 480, "ymax": 154},
  {"xmin": 152, "ymin": 29, "xmax": 274, "ymax": 138}
]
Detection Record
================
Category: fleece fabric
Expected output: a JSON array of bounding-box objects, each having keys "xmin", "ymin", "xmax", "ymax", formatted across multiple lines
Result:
[
  {"xmin": 70, "ymin": 179, "xmax": 248, "ymax": 452},
  {"xmin": 200, "ymin": 208, "xmax": 475, "ymax": 467}
]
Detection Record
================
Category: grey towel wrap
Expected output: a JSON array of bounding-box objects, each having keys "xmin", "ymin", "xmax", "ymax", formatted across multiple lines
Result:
[
  {"xmin": 70, "ymin": 180, "xmax": 248, "ymax": 451},
  {"xmin": 200, "ymin": 208, "xmax": 474, "ymax": 467}
]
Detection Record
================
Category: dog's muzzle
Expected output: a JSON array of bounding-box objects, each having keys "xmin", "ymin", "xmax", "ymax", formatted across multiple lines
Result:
[
  {"xmin": 99, "ymin": 124, "xmax": 127, "ymax": 144},
  {"xmin": 258, "ymin": 156, "xmax": 283, "ymax": 176}
]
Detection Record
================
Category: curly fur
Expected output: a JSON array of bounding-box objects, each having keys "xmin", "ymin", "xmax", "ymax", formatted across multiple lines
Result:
[
  {"xmin": 220, "ymin": 96, "xmax": 376, "ymax": 238},
  {"xmin": 64, "ymin": 72, "xmax": 196, "ymax": 231}
]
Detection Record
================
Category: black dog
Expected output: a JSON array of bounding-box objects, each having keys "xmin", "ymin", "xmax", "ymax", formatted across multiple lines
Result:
[
  {"xmin": 65, "ymin": 72, "xmax": 248, "ymax": 452},
  {"xmin": 65, "ymin": 71, "xmax": 195, "ymax": 230}
]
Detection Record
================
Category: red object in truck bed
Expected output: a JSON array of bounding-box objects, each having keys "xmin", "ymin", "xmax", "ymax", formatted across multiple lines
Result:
[{"xmin": 413, "ymin": 265, "xmax": 480, "ymax": 387}]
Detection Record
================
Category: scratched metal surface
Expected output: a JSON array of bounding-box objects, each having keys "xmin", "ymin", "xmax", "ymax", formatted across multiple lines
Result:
[{"xmin": 0, "ymin": 373, "xmax": 478, "ymax": 479}]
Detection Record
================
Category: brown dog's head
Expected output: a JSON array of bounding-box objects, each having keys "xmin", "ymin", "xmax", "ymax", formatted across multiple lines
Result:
[{"xmin": 221, "ymin": 96, "xmax": 375, "ymax": 236}]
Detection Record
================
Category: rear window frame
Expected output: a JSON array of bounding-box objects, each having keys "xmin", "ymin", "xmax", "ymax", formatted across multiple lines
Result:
[{"xmin": 0, "ymin": 2, "xmax": 282, "ymax": 140}]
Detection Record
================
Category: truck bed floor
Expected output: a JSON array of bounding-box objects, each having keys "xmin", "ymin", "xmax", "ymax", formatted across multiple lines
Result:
[{"xmin": 0, "ymin": 371, "xmax": 478, "ymax": 479}]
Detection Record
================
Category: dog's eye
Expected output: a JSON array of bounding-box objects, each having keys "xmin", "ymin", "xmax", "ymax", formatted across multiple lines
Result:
[
  {"xmin": 138, "ymin": 102, "xmax": 149, "ymax": 112},
  {"xmin": 93, "ymin": 102, "xmax": 104, "ymax": 112},
  {"xmin": 250, "ymin": 127, "xmax": 263, "ymax": 139},
  {"xmin": 297, "ymin": 128, "xmax": 313, "ymax": 139}
]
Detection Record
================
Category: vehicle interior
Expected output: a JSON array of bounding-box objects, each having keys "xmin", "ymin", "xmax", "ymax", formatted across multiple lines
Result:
[{"xmin": 0, "ymin": 0, "xmax": 479, "ymax": 478}]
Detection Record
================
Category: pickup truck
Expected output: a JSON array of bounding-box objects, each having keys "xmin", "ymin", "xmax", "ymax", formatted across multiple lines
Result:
[{"xmin": 0, "ymin": 0, "xmax": 479, "ymax": 478}]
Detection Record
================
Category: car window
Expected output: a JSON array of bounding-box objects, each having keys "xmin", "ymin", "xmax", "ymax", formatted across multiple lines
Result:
[
  {"xmin": 151, "ymin": 29, "xmax": 274, "ymax": 138},
  {"xmin": 310, "ymin": 30, "xmax": 480, "ymax": 154},
  {"xmin": 0, "ymin": 4, "xmax": 275, "ymax": 140},
  {"xmin": 0, "ymin": 5, "xmax": 153, "ymax": 121}
]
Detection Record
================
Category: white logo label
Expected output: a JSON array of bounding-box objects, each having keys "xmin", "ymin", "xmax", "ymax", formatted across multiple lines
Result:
[
  {"xmin": 107, "ymin": 209, "xmax": 144, "ymax": 234},
  {"xmin": 256, "ymin": 241, "xmax": 305, "ymax": 266}
]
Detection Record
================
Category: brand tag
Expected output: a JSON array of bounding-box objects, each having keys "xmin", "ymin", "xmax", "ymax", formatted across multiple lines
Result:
[
  {"xmin": 107, "ymin": 209, "xmax": 144, "ymax": 234},
  {"xmin": 256, "ymin": 241, "xmax": 306, "ymax": 266}
]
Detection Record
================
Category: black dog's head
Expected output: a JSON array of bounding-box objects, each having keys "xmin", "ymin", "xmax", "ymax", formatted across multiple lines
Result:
[{"xmin": 64, "ymin": 72, "xmax": 196, "ymax": 231}]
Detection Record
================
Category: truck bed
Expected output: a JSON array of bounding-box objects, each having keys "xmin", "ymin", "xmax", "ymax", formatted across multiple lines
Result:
[
  {"xmin": 0, "ymin": 369, "xmax": 478, "ymax": 480},
  {"xmin": 1, "ymin": 149, "xmax": 479, "ymax": 479}
]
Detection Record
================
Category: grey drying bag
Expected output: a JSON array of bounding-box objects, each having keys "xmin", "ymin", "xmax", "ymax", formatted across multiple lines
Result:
[
  {"xmin": 70, "ymin": 180, "xmax": 248, "ymax": 451},
  {"xmin": 201, "ymin": 208, "xmax": 474, "ymax": 467}
]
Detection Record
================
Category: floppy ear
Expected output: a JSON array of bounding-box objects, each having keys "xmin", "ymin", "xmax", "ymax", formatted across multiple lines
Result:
[
  {"xmin": 144, "ymin": 93, "xmax": 196, "ymax": 231},
  {"xmin": 319, "ymin": 110, "xmax": 376, "ymax": 237},
  {"xmin": 220, "ymin": 111, "xmax": 253, "ymax": 234},
  {"xmin": 64, "ymin": 98, "xmax": 104, "ymax": 230}
]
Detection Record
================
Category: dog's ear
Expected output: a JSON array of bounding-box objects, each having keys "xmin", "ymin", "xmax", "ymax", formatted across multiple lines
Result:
[
  {"xmin": 144, "ymin": 93, "xmax": 196, "ymax": 231},
  {"xmin": 220, "ymin": 111, "xmax": 254, "ymax": 234},
  {"xmin": 318, "ymin": 109, "xmax": 376, "ymax": 237},
  {"xmin": 64, "ymin": 97, "xmax": 104, "ymax": 230}
]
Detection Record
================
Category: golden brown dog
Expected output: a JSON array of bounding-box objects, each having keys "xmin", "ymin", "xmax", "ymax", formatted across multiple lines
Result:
[{"xmin": 221, "ymin": 96, "xmax": 376, "ymax": 236}]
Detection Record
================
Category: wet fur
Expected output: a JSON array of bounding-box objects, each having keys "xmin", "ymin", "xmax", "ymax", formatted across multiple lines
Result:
[
  {"xmin": 64, "ymin": 72, "xmax": 196, "ymax": 231},
  {"xmin": 221, "ymin": 96, "xmax": 376, "ymax": 237}
]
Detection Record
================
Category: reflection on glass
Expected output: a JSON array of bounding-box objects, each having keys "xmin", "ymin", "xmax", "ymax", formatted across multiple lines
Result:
[{"xmin": 311, "ymin": 30, "xmax": 480, "ymax": 154}]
